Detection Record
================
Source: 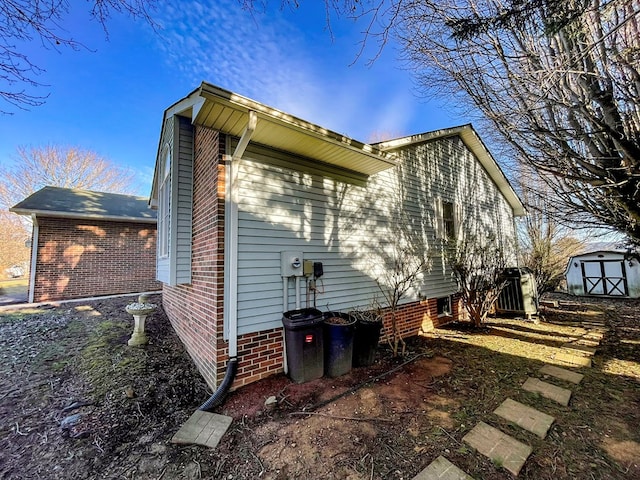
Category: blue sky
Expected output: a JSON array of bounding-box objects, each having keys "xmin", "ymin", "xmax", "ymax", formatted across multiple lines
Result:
[{"xmin": 0, "ymin": 1, "xmax": 465, "ymax": 196}]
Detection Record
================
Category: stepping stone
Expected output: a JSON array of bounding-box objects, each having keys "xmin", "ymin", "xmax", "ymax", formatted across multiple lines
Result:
[
  {"xmin": 583, "ymin": 332, "xmax": 604, "ymax": 340},
  {"xmin": 463, "ymin": 422, "xmax": 532, "ymax": 476},
  {"xmin": 583, "ymin": 320, "xmax": 606, "ymax": 326},
  {"xmin": 539, "ymin": 300, "xmax": 558, "ymax": 308},
  {"xmin": 494, "ymin": 398, "xmax": 555, "ymax": 438},
  {"xmin": 413, "ymin": 456, "xmax": 474, "ymax": 480},
  {"xmin": 522, "ymin": 377, "xmax": 572, "ymax": 406},
  {"xmin": 539, "ymin": 365, "xmax": 584, "ymax": 384},
  {"xmin": 562, "ymin": 343, "xmax": 597, "ymax": 356},
  {"xmin": 555, "ymin": 351, "xmax": 592, "ymax": 367},
  {"xmin": 171, "ymin": 410, "xmax": 232, "ymax": 448}
]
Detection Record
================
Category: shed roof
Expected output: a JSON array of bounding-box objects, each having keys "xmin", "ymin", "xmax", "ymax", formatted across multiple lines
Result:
[
  {"xmin": 375, "ymin": 125, "xmax": 526, "ymax": 216},
  {"xmin": 10, "ymin": 186, "xmax": 156, "ymax": 223}
]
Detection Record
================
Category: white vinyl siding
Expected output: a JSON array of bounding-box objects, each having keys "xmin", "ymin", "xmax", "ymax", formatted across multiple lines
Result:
[{"xmin": 232, "ymin": 135, "xmax": 516, "ymax": 335}]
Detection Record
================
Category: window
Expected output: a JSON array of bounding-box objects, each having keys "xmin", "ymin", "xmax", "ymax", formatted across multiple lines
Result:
[
  {"xmin": 437, "ymin": 296, "xmax": 452, "ymax": 316},
  {"xmin": 158, "ymin": 148, "xmax": 171, "ymax": 258},
  {"xmin": 442, "ymin": 201, "xmax": 455, "ymax": 239},
  {"xmin": 436, "ymin": 198, "xmax": 457, "ymax": 240}
]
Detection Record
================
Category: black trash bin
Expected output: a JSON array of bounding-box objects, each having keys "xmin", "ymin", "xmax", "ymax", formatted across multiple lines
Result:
[
  {"xmin": 323, "ymin": 312, "xmax": 356, "ymax": 378},
  {"xmin": 353, "ymin": 317, "xmax": 383, "ymax": 367},
  {"xmin": 282, "ymin": 308, "xmax": 324, "ymax": 383}
]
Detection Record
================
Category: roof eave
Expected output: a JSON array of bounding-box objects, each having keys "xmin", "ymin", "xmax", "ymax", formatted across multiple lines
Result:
[
  {"xmin": 9, "ymin": 208, "xmax": 157, "ymax": 224},
  {"xmin": 195, "ymin": 82, "xmax": 398, "ymax": 176}
]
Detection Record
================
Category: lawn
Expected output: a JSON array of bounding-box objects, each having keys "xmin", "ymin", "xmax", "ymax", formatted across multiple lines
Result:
[
  {"xmin": 0, "ymin": 277, "xmax": 28, "ymax": 296},
  {"xmin": 0, "ymin": 293, "xmax": 638, "ymax": 479}
]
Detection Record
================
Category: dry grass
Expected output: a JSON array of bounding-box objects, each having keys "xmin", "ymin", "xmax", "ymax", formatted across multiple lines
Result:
[{"xmin": 0, "ymin": 293, "xmax": 638, "ymax": 479}]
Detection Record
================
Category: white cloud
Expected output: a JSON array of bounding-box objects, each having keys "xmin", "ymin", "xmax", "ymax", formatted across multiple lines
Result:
[{"xmin": 150, "ymin": 1, "xmax": 424, "ymax": 142}]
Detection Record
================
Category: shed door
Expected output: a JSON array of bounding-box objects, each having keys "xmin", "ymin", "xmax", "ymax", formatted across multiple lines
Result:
[{"xmin": 581, "ymin": 260, "xmax": 628, "ymax": 296}]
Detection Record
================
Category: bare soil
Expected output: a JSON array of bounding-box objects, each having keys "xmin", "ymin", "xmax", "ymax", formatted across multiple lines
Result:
[{"xmin": 0, "ymin": 293, "xmax": 638, "ymax": 479}]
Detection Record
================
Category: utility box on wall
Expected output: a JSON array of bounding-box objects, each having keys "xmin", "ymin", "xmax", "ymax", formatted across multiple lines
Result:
[{"xmin": 281, "ymin": 251, "xmax": 304, "ymax": 277}]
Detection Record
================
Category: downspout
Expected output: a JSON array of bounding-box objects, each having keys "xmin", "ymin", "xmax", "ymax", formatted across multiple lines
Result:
[
  {"xmin": 200, "ymin": 110, "xmax": 257, "ymax": 411},
  {"xmin": 28, "ymin": 214, "xmax": 39, "ymax": 304}
]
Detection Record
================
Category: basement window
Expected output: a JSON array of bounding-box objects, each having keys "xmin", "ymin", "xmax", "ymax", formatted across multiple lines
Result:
[{"xmin": 437, "ymin": 296, "xmax": 452, "ymax": 317}]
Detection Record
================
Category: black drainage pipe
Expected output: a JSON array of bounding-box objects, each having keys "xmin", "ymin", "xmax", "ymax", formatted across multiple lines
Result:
[{"xmin": 199, "ymin": 358, "xmax": 238, "ymax": 411}]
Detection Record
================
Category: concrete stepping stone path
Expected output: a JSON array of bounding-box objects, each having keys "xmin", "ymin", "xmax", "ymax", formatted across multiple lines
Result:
[
  {"xmin": 412, "ymin": 456, "xmax": 474, "ymax": 480},
  {"xmin": 561, "ymin": 343, "xmax": 597, "ymax": 355},
  {"xmin": 463, "ymin": 421, "xmax": 532, "ymax": 476},
  {"xmin": 494, "ymin": 398, "xmax": 555, "ymax": 438},
  {"xmin": 171, "ymin": 410, "xmax": 233, "ymax": 448},
  {"xmin": 412, "ymin": 316, "xmax": 602, "ymax": 479},
  {"xmin": 523, "ymin": 377, "xmax": 572, "ymax": 406},
  {"xmin": 539, "ymin": 364, "xmax": 584, "ymax": 384},
  {"xmin": 554, "ymin": 350, "xmax": 592, "ymax": 367}
]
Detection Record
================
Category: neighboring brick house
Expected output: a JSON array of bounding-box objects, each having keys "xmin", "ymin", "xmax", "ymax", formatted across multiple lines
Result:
[
  {"xmin": 11, "ymin": 186, "xmax": 161, "ymax": 302},
  {"xmin": 150, "ymin": 83, "xmax": 525, "ymax": 391}
]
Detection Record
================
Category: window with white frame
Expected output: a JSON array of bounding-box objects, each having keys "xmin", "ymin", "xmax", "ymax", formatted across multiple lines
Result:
[{"xmin": 158, "ymin": 148, "xmax": 171, "ymax": 258}]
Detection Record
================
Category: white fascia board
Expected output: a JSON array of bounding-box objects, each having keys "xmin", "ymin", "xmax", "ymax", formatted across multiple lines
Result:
[{"xmin": 150, "ymin": 89, "xmax": 203, "ymax": 204}]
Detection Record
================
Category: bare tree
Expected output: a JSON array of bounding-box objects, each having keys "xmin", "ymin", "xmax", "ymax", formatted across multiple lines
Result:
[
  {"xmin": 375, "ymin": 241, "xmax": 430, "ymax": 356},
  {"xmin": 396, "ymin": 0, "xmax": 640, "ymax": 244},
  {"xmin": 267, "ymin": 0, "xmax": 640, "ymax": 244},
  {"xmin": 517, "ymin": 166, "xmax": 586, "ymax": 294},
  {"xmin": 0, "ymin": 211, "xmax": 30, "ymax": 274},
  {"xmin": 1, "ymin": 0, "xmax": 157, "ymax": 112},
  {"xmin": 0, "ymin": 145, "xmax": 136, "ymax": 211},
  {"xmin": 446, "ymin": 231, "xmax": 510, "ymax": 328}
]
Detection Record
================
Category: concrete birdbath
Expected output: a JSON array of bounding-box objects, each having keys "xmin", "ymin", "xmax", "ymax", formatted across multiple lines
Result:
[{"xmin": 125, "ymin": 295, "xmax": 156, "ymax": 346}]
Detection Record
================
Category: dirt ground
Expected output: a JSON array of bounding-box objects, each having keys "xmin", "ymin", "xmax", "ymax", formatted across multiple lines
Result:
[{"xmin": 0, "ymin": 293, "xmax": 638, "ymax": 479}]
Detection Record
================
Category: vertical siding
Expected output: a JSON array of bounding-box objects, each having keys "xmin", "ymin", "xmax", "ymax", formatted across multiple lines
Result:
[
  {"xmin": 174, "ymin": 116, "xmax": 194, "ymax": 284},
  {"xmin": 234, "ymin": 135, "xmax": 516, "ymax": 335}
]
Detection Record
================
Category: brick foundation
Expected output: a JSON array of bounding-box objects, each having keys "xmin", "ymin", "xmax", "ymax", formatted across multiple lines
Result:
[{"xmin": 33, "ymin": 217, "xmax": 160, "ymax": 302}]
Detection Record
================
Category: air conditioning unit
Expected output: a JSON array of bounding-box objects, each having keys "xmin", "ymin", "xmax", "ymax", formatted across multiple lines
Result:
[{"xmin": 496, "ymin": 268, "xmax": 539, "ymax": 319}]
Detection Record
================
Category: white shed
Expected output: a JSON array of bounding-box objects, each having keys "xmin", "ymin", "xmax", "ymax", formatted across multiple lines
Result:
[{"xmin": 565, "ymin": 251, "xmax": 640, "ymax": 298}]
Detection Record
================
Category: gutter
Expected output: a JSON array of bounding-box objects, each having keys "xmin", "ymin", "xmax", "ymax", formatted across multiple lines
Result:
[
  {"xmin": 8, "ymin": 210, "xmax": 157, "ymax": 224},
  {"xmin": 200, "ymin": 110, "xmax": 257, "ymax": 411}
]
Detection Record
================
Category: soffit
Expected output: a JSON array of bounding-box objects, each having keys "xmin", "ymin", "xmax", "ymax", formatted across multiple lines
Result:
[{"xmin": 193, "ymin": 83, "xmax": 397, "ymax": 176}]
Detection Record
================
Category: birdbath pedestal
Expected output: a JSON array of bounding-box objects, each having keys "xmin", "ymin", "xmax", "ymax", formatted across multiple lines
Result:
[{"xmin": 125, "ymin": 297, "xmax": 156, "ymax": 346}]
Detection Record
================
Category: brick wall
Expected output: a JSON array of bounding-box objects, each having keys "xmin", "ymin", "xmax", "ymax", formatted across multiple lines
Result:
[
  {"xmin": 161, "ymin": 125, "xmax": 228, "ymax": 390},
  {"xmin": 161, "ymin": 128, "xmax": 288, "ymax": 391},
  {"xmin": 33, "ymin": 217, "xmax": 160, "ymax": 302},
  {"xmin": 377, "ymin": 295, "xmax": 460, "ymax": 344}
]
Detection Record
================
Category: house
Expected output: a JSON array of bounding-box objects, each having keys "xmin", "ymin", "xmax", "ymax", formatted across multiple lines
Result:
[
  {"xmin": 150, "ymin": 82, "xmax": 525, "ymax": 391},
  {"xmin": 565, "ymin": 250, "xmax": 640, "ymax": 298},
  {"xmin": 10, "ymin": 186, "xmax": 161, "ymax": 302}
]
